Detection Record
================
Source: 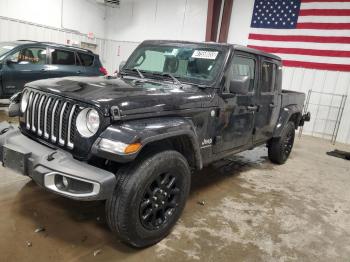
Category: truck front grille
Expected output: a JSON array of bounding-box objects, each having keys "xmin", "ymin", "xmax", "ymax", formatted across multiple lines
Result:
[{"xmin": 23, "ymin": 90, "xmax": 79, "ymax": 149}]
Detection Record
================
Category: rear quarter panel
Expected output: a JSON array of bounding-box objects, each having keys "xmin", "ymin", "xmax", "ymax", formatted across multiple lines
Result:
[{"xmin": 273, "ymin": 90, "xmax": 306, "ymax": 137}]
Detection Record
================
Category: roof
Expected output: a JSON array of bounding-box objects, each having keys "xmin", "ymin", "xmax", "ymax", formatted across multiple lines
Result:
[
  {"xmin": 141, "ymin": 40, "xmax": 281, "ymax": 61},
  {"xmin": 142, "ymin": 39, "xmax": 232, "ymax": 48},
  {"xmin": 233, "ymin": 45, "xmax": 281, "ymax": 61},
  {"xmin": 12, "ymin": 40, "xmax": 93, "ymax": 54}
]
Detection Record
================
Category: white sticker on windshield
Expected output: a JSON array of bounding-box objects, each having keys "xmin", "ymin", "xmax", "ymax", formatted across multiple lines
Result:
[{"xmin": 192, "ymin": 50, "xmax": 219, "ymax": 60}]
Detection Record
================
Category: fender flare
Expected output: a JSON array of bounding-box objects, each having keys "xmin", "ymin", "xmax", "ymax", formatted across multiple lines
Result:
[
  {"xmin": 92, "ymin": 117, "xmax": 203, "ymax": 169},
  {"xmin": 273, "ymin": 105, "xmax": 302, "ymax": 138}
]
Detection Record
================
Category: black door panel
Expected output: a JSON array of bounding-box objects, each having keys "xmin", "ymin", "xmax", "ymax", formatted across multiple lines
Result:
[
  {"xmin": 254, "ymin": 60, "xmax": 281, "ymax": 142},
  {"xmin": 213, "ymin": 54, "xmax": 258, "ymax": 153}
]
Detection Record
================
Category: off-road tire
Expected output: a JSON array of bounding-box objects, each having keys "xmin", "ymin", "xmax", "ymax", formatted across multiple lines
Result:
[
  {"xmin": 268, "ymin": 121, "xmax": 295, "ymax": 164},
  {"xmin": 106, "ymin": 150, "xmax": 191, "ymax": 248}
]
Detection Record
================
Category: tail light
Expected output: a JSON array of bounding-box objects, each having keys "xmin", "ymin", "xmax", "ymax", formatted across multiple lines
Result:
[{"xmin": 99, "ymin": 67, "xmax": 108, "ymax": 75}]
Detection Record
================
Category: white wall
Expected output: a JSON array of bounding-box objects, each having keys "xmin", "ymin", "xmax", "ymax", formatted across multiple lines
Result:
[
  {"xmin": 227, "ymin": 0, "xmax": 254, "ymax": 46},
  {"xmin": 105, "ymin": 0, "xmax": 208, "ymax": 42},
  {"xmin": 0, "ymin": 0, "xmax": 107, "ymax": 38},
  {"xmin": 227, "ymin": 0, "xmax": 350, "ymax": 144},
  {"xmin": 0, "ymin": 0, "xmax": 209, "ymax": 42}
]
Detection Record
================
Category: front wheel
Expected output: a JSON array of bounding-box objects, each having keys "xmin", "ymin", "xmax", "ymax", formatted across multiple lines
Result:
[
  {"xmin": 268, "ymin": 121, "xmax": 295, "ymax": 164},
  {"xmin": 106, "ymin": 150, "xmax": 191, "ymax": 248}
]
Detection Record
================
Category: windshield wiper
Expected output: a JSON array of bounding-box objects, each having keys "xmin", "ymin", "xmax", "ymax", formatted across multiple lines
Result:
[
  {"xmin": 149, "ymin": 72, "xmax": 182, "ymax": 86},
  {"xmin": 122, "ymin": 68, "xmax": 145, "ymax": 79}
]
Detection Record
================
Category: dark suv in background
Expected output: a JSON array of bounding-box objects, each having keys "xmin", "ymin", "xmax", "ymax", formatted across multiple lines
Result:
[{"xmin": 0, "ymin": 40, "xmax": 107, "ymax": 98}]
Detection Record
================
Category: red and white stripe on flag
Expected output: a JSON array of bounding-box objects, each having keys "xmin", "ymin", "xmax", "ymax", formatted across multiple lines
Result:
[{"xmin": 248, "ymin": 0, "xmax": 350, "ymax": 71}]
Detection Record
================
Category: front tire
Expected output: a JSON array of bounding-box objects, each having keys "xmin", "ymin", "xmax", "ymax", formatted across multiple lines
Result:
[
  {"xmin": 106, "ymin": 150, "xmax": 191, "ymax": 248},
  {"xmin": 268, "ymin": 121, "xmax": 295, "ymax": 164}
]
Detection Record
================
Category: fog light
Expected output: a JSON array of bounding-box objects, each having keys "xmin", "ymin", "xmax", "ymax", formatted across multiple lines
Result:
[
  {"xmin": 45, "ymin": 172, "xmax": 101, "ymax": 198},
  {"xmin": 62, "ymin": 176, "xmax": 69, "ymax": 188}
]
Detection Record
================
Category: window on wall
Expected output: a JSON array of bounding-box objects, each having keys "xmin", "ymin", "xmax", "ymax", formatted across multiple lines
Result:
[
  {"xmin": 261, "ymin": 62, "xmax": 277, "ymax": 93},
  {"xmin": 224, "ymin": 55, "xmax": 255, "ymax": 93},
  {"xmin": 9, "ymin": 47, "xmax": 47, "ymax": 65},
  {"xmin": 51, "ymin": 49, "xmax": 75, "ymax": 65}
]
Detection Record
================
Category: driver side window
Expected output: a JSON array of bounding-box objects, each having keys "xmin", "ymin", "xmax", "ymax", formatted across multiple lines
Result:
[
  {"xmin": 8, "ymin": 47, "xmax": 47, "ymax": 65},
  {"xmin": 224, "ymin": 56, "xmax": 255, "ymax": 93}
]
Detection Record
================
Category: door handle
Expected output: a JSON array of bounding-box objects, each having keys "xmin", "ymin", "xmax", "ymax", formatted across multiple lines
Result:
[
  {"xmin": 247, "ymin": 105, "xmax": 258, "ymax": 111},
  {"xmin": 41, "ymin": 68, "xmax": 47, "ymax": 72},
  {"xmin": 76, "ymin": 71, "xmax": 82, "ymax": 74}
]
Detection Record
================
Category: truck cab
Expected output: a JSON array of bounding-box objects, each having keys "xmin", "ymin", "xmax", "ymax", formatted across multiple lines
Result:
[{"xmin": 0, "ymin": 40, "xmax": 309, "ymax": 248}]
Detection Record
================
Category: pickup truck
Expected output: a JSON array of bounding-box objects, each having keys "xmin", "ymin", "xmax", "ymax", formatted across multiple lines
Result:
[{"xmin": 0, "ymin": 40, "xmax": 310, "ymax": 248}]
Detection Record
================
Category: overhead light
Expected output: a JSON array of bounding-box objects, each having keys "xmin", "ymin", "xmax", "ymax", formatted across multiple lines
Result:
[{"xmin": 95, "ymin": 0, "xmax": 120, "ymax": 8}]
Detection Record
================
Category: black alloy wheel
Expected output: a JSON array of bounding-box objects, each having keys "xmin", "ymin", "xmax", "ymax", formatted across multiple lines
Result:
[
  {"xmin": 268, "ymin": 121, "xmax": 296, "ymax": 164},
  {"xmin": 140, "ymin": 172, "xmax": 180, "ymax": 230},
  {"xmin": 283, "ymin": 126, "xmax": 295, "ymax": 159}
]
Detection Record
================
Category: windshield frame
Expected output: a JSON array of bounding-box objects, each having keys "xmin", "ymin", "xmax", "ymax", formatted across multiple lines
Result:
[{"xmin": 122, "ymin": 41, "xmax": 231, "ymax": 87}]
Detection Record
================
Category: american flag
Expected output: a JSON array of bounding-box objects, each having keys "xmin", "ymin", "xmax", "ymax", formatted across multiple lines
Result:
[{"xmin": 248, "ymin": 0, "xmax": 350, "ymax": 72}]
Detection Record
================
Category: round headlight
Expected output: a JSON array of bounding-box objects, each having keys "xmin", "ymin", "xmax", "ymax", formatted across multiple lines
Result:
[
  {"xmin": 86, "ymin": 109, "xmax": 100, "ymax": 133},
  {"xmin": 21, "ymin": 91, "xmax": 30, "ymax": 113},
  {"xmin": 76, "ymin": 108, "xmax": 100, "ymax": 138}
]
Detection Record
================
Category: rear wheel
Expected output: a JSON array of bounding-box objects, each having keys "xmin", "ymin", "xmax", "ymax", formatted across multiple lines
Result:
[
  {"xmin": 106, "ymin": 150, "xmax": 191, "ymax": 248},
  {"xmin": 268, "ymin": 121, "xmax": 295, "ymax": 164}
]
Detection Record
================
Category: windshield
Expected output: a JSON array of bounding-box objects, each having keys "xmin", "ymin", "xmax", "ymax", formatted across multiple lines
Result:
[
  {"xmin": 0, "ymin": 43, "xmax": 17, "ymax": 59},
  {"xmin": 123, "ymin": 44, "xmax": 227, "ymax": 85}
]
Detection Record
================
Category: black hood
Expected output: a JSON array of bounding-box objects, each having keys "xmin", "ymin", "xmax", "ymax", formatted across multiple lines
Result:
[{"xmin": 26, "ymin": 76, "xmax": 211, "ymax": 117}]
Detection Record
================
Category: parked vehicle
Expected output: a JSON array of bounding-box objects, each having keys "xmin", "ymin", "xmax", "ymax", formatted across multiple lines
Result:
[
  {"xmin": 0, "ymin": 40, "xmax": 310, "ymax": 248},
  {"xmin": 0, "ymin": 40, "xmax": 107, "ymax": 98}
]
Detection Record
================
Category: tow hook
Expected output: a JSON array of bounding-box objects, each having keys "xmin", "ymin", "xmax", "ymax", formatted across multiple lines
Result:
[
  {"xmin": 300, "ymin": 112, "xmax": 311, "ymax": 126},
  {"xmin": 47, "ymin": 152, "xmax": 58, "ymax": 162},
  {"xmin": 303, "ymin": 112, "xmax": 311, "ymax": 122}
]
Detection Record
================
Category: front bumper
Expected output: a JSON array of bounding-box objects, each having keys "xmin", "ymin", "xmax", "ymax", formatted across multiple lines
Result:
[{"xmin": 0, "ymin": 122, "xmax": 116, "ymax": 201}]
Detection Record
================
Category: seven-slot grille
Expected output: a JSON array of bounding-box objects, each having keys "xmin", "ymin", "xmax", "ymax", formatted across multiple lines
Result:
[{"xmin": 23, "ymin": 90, "xmax": 79, "ymax": 149}]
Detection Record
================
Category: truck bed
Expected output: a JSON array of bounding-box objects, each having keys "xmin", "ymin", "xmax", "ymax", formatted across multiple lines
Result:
[{"xmin": 281, "ymin": 90, "xmax": 305, "ymax": 109}]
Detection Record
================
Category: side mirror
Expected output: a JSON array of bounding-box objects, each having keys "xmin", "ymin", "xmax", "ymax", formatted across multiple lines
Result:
[
  {"xmin": 6, "ymin": 57, "xmax": 18, "ymax": 65},
  {"xmin": 229, "ymin": 75, "xmax": 250, "ymax": 95},
  {"xmin": 119, "ymin": 61, "xmax": 126, "ymax": 72}
]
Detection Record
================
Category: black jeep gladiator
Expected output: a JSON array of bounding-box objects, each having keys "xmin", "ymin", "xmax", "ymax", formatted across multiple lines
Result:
[{"xmin": 0, "ymin": 40, "xmax": 309, "ymax": 247}]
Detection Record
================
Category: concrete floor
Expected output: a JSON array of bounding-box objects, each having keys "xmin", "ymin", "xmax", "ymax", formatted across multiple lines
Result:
[{"xmin": 0, "ymin": 109, "xmax": 350, "ymax": 262}]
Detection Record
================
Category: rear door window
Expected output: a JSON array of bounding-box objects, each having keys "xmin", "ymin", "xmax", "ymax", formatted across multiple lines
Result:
[
  {"xmin": 77, "ymin": 52, "xmax": 94, "ymax": 66},
  {"xmin": 51, "ymin": 49, "xmax": 76, "ymax": 65},
  {"xmin": 261, "ymin": 62, "xmax": 277, "ymax": 93}
]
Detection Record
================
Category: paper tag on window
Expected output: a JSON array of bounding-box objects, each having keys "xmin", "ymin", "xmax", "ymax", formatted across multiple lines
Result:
[{"xmin": 192, "ymin": 50, "xmax": 219, "ymax": 60}]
